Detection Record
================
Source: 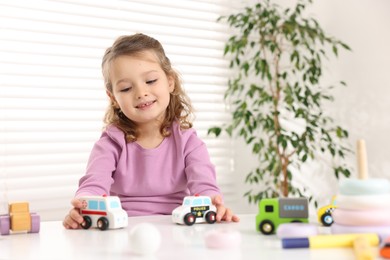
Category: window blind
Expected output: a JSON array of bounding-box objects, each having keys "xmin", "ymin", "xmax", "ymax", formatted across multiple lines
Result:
[{"xmin": 0, "ymin": 0, "xmax": 237, "ymax": 220}]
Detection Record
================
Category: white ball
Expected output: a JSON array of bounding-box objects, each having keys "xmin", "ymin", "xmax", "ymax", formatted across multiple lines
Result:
[{"xmin": 129, "ymin": 223, "xmax": 161, "ymax": 255}]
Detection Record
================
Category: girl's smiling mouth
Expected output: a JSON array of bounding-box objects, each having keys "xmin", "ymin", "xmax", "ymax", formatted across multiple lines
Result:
[{"xmin": 135, "ymin": 100, "xmax": 156, "ymax": 109}]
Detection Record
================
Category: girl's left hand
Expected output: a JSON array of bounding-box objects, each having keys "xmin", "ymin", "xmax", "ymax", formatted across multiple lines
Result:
[{"xmin": 212, "ymin": 195, "xmax": 240, "ymax": 222}]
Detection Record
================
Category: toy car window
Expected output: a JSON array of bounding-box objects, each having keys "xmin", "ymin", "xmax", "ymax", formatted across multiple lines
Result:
[
  {"xmin": 193, "ymin": 199, "xmax": 202, "ymax": 206},
  {"xmin": 110, "ymin": 201, "xmax": 120, "ymax": 209},
  {"xmin": 203, "ymin": 198, "xmax": 211, "ymax": 205},
  {"xmin": 183, "ymin": 198, "xmax": 190, "ymax": 206},
  {"xmin": 99, "ymin": 201, "xmax": 106, "ymax": 210},
  {"xmin": 89, "ymin": 200, "xmax": 98, "ymax": 210}
]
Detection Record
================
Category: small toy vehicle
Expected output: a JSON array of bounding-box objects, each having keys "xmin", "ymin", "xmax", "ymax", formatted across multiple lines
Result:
[
  {"xmin": 317, "ymin": 196, "xmax": 337, "ymax": 226},
  {"xmin": 256, "ymin": 197, "xmax": 309, "ymax": 235},
  {"xmin": 0, "ymin": 202, "xmax": 40, "ymax": 235},
  {"xmin": 172, "ymin": 195, "xmax": 217, "ymax": 226},
  {"xmin": 78, "ymin": 195, "xmax": 128, "ymax": 231}
]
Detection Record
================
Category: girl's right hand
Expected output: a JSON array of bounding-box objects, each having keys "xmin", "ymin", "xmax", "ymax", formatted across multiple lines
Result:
[{"xmin": 62, "ymin": 198, "xmax": 87, "ymax": 229}]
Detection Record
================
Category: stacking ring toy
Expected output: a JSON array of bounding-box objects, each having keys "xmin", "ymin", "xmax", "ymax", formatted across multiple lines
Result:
[
  {"xmin": 204, "ymin": 229, "xmax": 241, "ymax": 249},
  {"xmin": 276, "ymin": 223, "xmax": 318, "ymax": 239},
  {"xmin": 331, "ymin": 223, "xmax": 390, "ymax": 241},
  {"xmin": 336, "ymin": 194, "xmax": 390, "ymax": 210},
  {"xmin": 333, "ymin": 208, "xmax": 390, "ymax": 226},
  {"xmin": 338, "ymin": 179, "xmax": 390, "ymax": 195}
]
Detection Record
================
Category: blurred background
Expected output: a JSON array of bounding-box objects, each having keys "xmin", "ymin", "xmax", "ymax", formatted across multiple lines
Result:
[{"xmin": 1, "ymin": 0, "xmax": 389, "ymax": 220}]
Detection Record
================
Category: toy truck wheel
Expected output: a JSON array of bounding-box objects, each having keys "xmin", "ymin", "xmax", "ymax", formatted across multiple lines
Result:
[
  {"xmin": 0, "ymin": 215, "xmax": 11, "ymax": 235},
  {"xmin": 97, "ymin": 217, "xmax": 109, "ymax": 231},
  {"xmin": 205, "ymin": 211, "xmax": 216, "ymax": 224},
  {"xmin": 259, "ymin": 220, "xmax": 275, "ymax": 235},
  {"xmin": 81, "ymin": 216, "xmax": 92, "ymax": 229},
  {"xmin": 184, "ymin": 213, "xmax": 196, "ymax": 226},
  {"xmin": 29, "ymin": 213, "xmax": 40, "ymax": 233},
  {"xmin": 320, "ymin": 213, "xmax": 334, "ymax": 226}
]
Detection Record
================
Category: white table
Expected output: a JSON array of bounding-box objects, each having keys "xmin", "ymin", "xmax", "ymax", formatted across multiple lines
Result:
[{"xmin": 0, "ymin": 214, "xmax": 382, "ymax": 260}]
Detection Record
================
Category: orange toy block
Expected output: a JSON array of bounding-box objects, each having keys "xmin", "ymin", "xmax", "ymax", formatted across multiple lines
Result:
[{"xmin": 9, "ymin": 202, "xmax": 32, "ymax": 232}]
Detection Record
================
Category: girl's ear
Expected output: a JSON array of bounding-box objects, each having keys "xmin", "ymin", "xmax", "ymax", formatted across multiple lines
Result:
[
  {"xmin": 106, "ymin": 90, "xmax": 119, "ymax": 108},
  {"xmin": 168, "ymin": 75, "xmax": 175, "ymax": 93}
]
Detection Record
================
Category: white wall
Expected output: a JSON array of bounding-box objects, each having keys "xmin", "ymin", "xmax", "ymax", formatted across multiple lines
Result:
[{"xmin": 232, "ymin": 0, "xmax": 390, "ymax": 214}]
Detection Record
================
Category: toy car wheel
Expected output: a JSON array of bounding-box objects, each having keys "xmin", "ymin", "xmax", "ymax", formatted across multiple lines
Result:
[
  {"xmin": 259, "ymin": 220, "xmax": 274, "ymax": 235},
  {"xmin": 205, "ymin": 211, "xmax": 217, "ymax": 224},
  {"xmin": 0, "ymin": 215, "xmax": 11, "ymax": 235},
  {"xmin": 97, "ymin": 217, "xmax": 109, "ymax": 231},
  {"xmin": 321, "ymin": 213, "xmax": 334, "ymax": 226},
  {"xmin": 81, "ymin": 216, "xmax": 92, "ymax": 229},
  {"xmin": 184, "ymin": 213, "xmax": 196, "ymax": 226}
]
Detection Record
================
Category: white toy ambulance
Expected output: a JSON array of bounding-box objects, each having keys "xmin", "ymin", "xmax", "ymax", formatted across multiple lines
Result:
[
  {"xmin": 172, "ymin": 195, "xmax": 217, "ymax": 226},
  {"xmin": 78, "ymin": 195, "xmax": 128, "ymax": 230}
]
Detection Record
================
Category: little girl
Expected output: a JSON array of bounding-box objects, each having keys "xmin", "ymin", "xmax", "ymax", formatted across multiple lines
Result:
[{"xmin": 63, "ymin": 33, "xmax": 239, "ymax": 229}]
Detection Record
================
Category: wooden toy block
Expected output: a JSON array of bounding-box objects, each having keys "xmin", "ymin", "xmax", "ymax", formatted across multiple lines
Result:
[
  {"xmin": 0, "ymin": 202, "xmax": 40, "ymax": 235},
  {"xmin": 11, "ymin": 212, "xmax": 31, "ymax": 231},
  {"xmin": 9, "ymin": 202, "xmax": 29, "ymax": 214}
]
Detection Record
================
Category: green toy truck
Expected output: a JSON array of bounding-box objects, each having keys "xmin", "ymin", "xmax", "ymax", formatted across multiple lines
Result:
[{"xmin": 256, "ymin": 198, "xmax": 309, "ymax": 235}]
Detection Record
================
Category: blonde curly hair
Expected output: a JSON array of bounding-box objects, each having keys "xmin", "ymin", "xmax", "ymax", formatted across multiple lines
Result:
[{"xmin": 101, "ymin": 33, "xmax": 193, "ymax": 142}]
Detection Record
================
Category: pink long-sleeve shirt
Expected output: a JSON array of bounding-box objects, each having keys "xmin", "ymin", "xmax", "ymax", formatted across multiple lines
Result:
[{"xmin": 76, "ymin": 122, "xmax": 221, "ymax": 216}]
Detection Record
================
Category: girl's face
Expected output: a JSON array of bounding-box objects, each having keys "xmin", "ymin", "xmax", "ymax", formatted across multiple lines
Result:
[{"xmin": 108, "ymin": 51, "xmax": 174, "ymax": 127}]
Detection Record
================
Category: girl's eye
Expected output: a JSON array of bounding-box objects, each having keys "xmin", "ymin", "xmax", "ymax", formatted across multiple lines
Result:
[
  {"xmin": 120, "ymin": 87, "xmax": 132, "ymax": 92},
  {"xmin": 146, "ymin": 79, "xmax": 157, "ymax": 85}
]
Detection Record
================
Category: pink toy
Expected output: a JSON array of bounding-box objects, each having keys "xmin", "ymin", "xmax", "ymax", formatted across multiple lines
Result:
[
  {"xmin": 204, "ymin": 229, "xmax": 241, "ymax": 249},
  {"xmin": 333, "ymin": 208, "xmax": 390, "ymax": 226},
  {"xmin": 336, "ymin": 194, "xmax": 390, "ymax": 210},
  {"xmin": 276, "ymin": 223, "xmax": 318, "ymax": 239}
]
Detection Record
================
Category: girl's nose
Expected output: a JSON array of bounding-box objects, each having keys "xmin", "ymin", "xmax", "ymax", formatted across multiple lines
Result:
[
  {"xmin": 135, "ymin": 86, "xmax": 148, "ymax": 99},
  {"xmin": 137, "ymin": 93, "xmax": 148, "ymax": 99}
]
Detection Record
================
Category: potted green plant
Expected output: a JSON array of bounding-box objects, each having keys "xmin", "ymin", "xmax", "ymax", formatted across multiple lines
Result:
[{"xmin": 209, "ymin": 0, "xmax": 352, "ymax": 205}]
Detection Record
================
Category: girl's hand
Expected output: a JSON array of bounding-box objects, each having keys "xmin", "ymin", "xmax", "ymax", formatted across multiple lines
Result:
[
  {"xmin": 212, "ymin": 195, "xmax": 240, "ymax": 222},
  {"xmin": 62, "ymin": 198, "xmax": 87, "ymax": 229}
]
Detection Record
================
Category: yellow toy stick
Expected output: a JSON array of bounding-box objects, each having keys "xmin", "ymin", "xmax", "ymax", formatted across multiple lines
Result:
[{"xmin": 353, "ymin": 236, "xmax": 375, "ymax": 260}]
